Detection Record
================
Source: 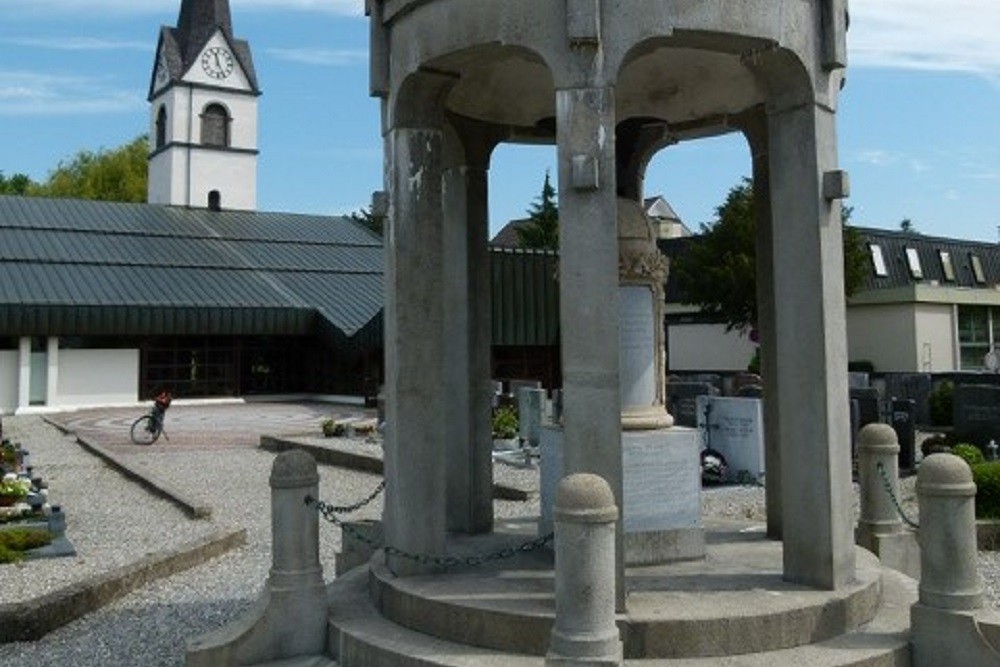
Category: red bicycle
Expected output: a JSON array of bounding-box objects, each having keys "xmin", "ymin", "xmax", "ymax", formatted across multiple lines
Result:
[{"xmin": 130, "ymin": 390, "xmax": 172, "ymax": 445}]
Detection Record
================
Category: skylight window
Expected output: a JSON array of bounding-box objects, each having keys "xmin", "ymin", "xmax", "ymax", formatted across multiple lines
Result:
[
  {"xmin": 869, "ymin": 244, "xmax": 888, "ymax": 277},
  {"xmin": 971, "ymin": 254, "xmax": 987, "ymax": 284},
  {"xmin": 939, "ymin": 251, "xmax": 955, "ymax": 282},
  {"xmin": 905, "ymin": 247, "xmax": 923, "ymax": 280}
]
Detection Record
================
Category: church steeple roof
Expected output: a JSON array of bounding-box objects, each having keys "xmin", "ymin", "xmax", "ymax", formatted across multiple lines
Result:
[
  {"xmin": 176, "ymin": 0, "xmax": 234, "ymax": 54},
  {"xmin": 151, "ymin": 0, "xmax": 259, "ymax": 98}
]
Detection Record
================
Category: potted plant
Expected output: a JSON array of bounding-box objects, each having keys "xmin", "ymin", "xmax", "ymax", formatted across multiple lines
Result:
[
  {"xmin": 0, "ymin": 473, "xmax": 31, "ymax": 507},
  {"xmin": 491, "ymin": 406, "xmax": 520, "ymax": 451}
]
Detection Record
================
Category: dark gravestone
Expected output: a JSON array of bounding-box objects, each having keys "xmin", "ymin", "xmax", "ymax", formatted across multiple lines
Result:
[
  {"xmin": 736, "ymin": 384, "xmax": 763, "ymax": 398},
  {"xmin": 850, "ymin": 387, "xmax": 880, "ymax": 428},
  {"xmin": 687, "ymin": 374, "xmax": 723, "ymax": 393},
  {"xmin": 891, "ymin": 399, "xmax": 916, "ymax": 471},
  {"xmin": 848, "ymin": 372, "xmax": 870, "ymax": 389},
  {"xmin": 668, "ymin": 382, "xmax": 719, "ymax": 428},
  {"xmin": 884, "ymin": 373, "xmax": 932, "ymax": 426},
  {"xmin": 954, "ymin": 384, "xmax": 1000, "ymax": 448}
]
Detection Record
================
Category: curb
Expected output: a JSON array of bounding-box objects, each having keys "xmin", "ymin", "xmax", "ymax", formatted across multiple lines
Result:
[
  {"xmin": 0, "ymin": 524, "xmax": 246, "ymax": 643},
  {"xmin": 259, "ymin": 435, "xmax": 533, "ymax": 502}
]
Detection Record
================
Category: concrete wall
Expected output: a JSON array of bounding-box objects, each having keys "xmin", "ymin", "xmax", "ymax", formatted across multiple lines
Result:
[
  {"xmin": 847, "ymin": 304, "xmax": 919, "ymax": 372},
  {"xmin": 914, "ymin": 304, "xmax": 956, "ymax": 373},
  {"xmin": 0, "ymin": 351, "xmax": 17, "ymax": 415},
  {"xmin": 56, "ymin": 349, "xmax": 139, "ymax": 409},
  {"xmin": 667, "ymin": 323, "xmax": 756, "ymax": 372}
]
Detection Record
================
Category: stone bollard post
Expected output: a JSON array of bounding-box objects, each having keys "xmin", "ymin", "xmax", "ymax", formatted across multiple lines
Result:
[
  {"xmin": 916, "ymin": 453, "xmax": 982, "ymax": 611},
  {"xmin": 909, "ymin": 453, "xmax": 1000, "ymax": 667},
  {"xmin": 546, "ymin": 473, "xmax": 622, "ymax": 667},
  {"xmin": 187, "ymin": 449, "xmax": 328, "ymax": 666},
  {"xmin": 857, "ymin": 423, "xmax": 903, "ymax": 542}
]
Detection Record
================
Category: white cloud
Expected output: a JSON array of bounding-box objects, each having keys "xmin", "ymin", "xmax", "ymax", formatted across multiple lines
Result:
[
  {"xmin": 16, "ymin": 0, "xmax": 362, "ymax": 17},
  {"xmin": 0, "ymin": 71, "xmax": 143, "ymax": 116},
  {"xmin": 266, "ymin": 47, "xmax": 367, "ymax": 66},
  {"xmin": 854, "ymin": 149, "xmax": 896, "ymax": 166},
  {"xmin": 850, "ymin": 0, "xmax": 1000, "ymax": 74},
  {"xmin": 1, "ymin": 37, "xmax": 148, "ymax": 51}
]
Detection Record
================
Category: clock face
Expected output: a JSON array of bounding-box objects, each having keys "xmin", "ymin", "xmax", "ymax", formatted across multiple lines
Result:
[
  {"xmin": 155, "ymin": 55, "xmax": 169, "ymax": 87},
  {"xmin": 201, "ymin": 47, "xmax": 234, "ymax": 80}
]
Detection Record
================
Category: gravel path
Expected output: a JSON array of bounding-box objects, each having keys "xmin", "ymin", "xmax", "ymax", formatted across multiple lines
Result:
[{"xmin": 0, "ymin": 412, "xmax": 997, "ymax": 666}]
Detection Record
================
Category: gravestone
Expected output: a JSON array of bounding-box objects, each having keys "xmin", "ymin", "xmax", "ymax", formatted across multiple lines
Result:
[
  {"xmin": 491, "ymin": 380, "xmax": 504, "ymax": 409},
  {"xmin": 890, "ymin": 399, "xmax": 916, "ymax": 472},
  {"xmin": 953, "ymin": 384, "xmax": 1000, "ymax": 448},
  {"xmin": 850, "ymin": 387, "xmax": 880, "ymax": 428},
  {"xmin": 667, "ymin": 382, "xmax": 719, "ymax": 428},
  {"xmin": 518, "ymin": 387, "xmax": 546, "ymax": 448},
  {"xmin": 696, "ymin": 396, "xmax": 765, "ymax": 484},
  {"xmin": 884, "ymin": 373, "xmax": 932, "ymax": 426},
  {"xmin": 736, "ymin": 384, "xmax": 763, "ymax": 398},
  {"xmin": 688, "ymin": 373, "xmax": 723, "ymax": 393},
  {"xmin": 848, "ymin": 372, "xmax": 870, "ymax": 389}
]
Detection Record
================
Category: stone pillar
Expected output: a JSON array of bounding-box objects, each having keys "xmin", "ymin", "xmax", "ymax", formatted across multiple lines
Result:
[
  {"xmin": 555, "ymin": 85, "xmax": 624, "ymax": 603},
  {"xmin": 45, "ymin": 336, "xmax": 58, "ymax": 407},
  {"xmin": 740, "ymin": 110, "xmax": 782, "ymax": 540},
  {"xmin": 916, "ymin": 453, "xmax": 982, "ymax": 611},
  {"xmin": 857, "ymin": 423, "xmax": 902, "ymax": 543},
  {"xmin": 383, "ymin": 124, "xmax": 448, "ymax": 573},
  {"xmin": 546, "ymin": 473, "xmax": 622, "ymax": 667},
  {"xmin": 767, "ymin": 100, "xmax": 854, "ymax": 589},
  {"xmin": 442, "ymin": 149, "xmax": 494, "ymax": 534},
  {"xmin": 16, "ymin": 337, "xmax": 30, "ymax": 410},
  {"xmin": 186, "ymin": 450, "xmax": 327, "ymax": 666}
]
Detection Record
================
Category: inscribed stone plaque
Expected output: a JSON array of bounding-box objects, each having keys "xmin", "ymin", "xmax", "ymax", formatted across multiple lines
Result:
[
  {"xmin": 622, "ymin": 429, "xmax": 700, "ymax": 532},
  {"xmin": 619, "ymin": 286, "xmax": 657, "ymax": 408},
  {"xmin": 696, "ymin": 396, "xmax": 765, "ymax": 483},
  {"xmin": 954, "ymin": 384, "xmax": 1000, "ymax": 448}
]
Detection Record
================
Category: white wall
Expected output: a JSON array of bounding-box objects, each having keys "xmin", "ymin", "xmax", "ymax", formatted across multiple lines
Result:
[
  {"xmin": 55, "ymin": 349, "xmax": 139, "ymax": 409},
  {"xmin": 914, "ymin": 303, "xmax": 957, "ymax": 372},
  {"xmin": 667, "ymin": 323, "xmax": 757, "ymax": 372},
  {"xmin": 0, "ymin": 351, "xmax": 17, "ymax": 415},
  {"xmin": 846, "ymin": 304, "xmax": 918, "ymax": 372}
]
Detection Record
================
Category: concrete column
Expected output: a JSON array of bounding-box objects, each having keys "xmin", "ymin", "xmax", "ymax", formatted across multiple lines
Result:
[
  {"xmin": 767, "ymin": 100, "xmax": 854, "ymax": 589},
  {"xmin": 555, "ymin": 85, "xmax": 624, "ymax": 604},
  {"xmin": 917, "ymin": 453, "xmax": 982, "ymax": 611},
  {"xmin": 857, "ymin": 423, "xmax": 902, "ymax": 541},
  {"xmin": 16, "ymin": 337, "xmax": 30, "ymax": 410},
  {"xmin": 546, "ymin": 473, "xmax": 622, "ymax": 667},
  {"xmin": 442, "ymin": 156, "xmax": 494, "ymax": 534},
  {"xmin": 383, "ymin": 125, "xmax": 448, "ymax": 573},
  {"xmin": 186, "ymin": 450, "xmax": 327, "ymax": 665},
  {"xmin": 741, "ymin": 110, "xmax": 782, "ymax": 540},
  {"xmin": 45, "ymin": 336, "xmax": 58, "ymax": 407}
]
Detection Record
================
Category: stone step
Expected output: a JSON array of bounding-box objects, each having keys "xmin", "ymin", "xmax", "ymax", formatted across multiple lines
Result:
[
  {"xmin": 364, "ymin": 527, "xmax": 886, "ymax": 658},
  {"xmin": 326, "ymin": 564, "xmax": 915, "ymax": 667},
  {"xmin": 250, "ymin": 657, "xmax": 338, "ymax": 667}
]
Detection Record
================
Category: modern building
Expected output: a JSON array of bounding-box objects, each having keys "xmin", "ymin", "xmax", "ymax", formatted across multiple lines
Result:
[{"xmin": 661, "ymin": 227, "xmax": 1000, "ymax": 374}]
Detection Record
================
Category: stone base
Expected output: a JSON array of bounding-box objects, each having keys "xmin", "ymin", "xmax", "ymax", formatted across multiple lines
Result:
[{"xmin": 540, "ymin": 423, "xmax": 704, "ymax": 564}]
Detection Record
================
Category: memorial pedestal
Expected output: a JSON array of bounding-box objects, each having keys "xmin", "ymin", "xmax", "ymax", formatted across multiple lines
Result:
[{"xmin": 540, "ymin": 424, "xmax": 704, "ymax": 564}]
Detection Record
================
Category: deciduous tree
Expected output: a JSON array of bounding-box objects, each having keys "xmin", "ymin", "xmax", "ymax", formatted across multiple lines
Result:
[{"xmin": 30, "ymin": 135, "xmax": 148, "ymax": 202}]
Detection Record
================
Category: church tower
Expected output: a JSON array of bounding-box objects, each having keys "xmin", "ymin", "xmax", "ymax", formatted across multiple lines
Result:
[{"xmin": 147, "ymin": 0, "xmax": 260, "ymax": 210}]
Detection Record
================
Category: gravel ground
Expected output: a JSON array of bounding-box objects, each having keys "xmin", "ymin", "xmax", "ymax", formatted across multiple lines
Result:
[{"xmin": 0, "ymin": 413, "xmax": 996, "ymax": 666}]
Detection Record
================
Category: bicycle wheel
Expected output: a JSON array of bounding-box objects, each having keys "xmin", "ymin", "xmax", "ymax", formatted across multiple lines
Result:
[{"xmin": 130, "ymin": 415, "xmax": 160, "ymax": 445}]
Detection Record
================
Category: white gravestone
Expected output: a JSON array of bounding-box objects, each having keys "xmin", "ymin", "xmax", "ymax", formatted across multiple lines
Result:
[{"xmin": 696, "ymin": 396, "xmax": 765, "ymax": 483}]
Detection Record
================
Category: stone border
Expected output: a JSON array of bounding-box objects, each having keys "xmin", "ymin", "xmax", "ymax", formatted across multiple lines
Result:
[
  {"xmin": 0, "ymin": 524, "xmax": 246, "ymax": 643},
  {"xmin": 259, "ymin": 435, "xmax": 532, "ymax": 501}
]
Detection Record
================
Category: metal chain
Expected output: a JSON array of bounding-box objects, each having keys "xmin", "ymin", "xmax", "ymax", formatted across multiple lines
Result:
[
  {"xmin": 306, "ymin": 494, "xmax": 553, "ymax": 569},
  {"xmin": 324, "ymin": 479, "xmax": 385, "ymax": 514},
  {"xmin": 875, "ymin": 460, "xmax": 919, "ymax": 530}
]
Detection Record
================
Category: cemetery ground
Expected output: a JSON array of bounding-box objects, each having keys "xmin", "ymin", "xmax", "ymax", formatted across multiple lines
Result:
[{"xmin": 0, "ymin": 402, "xmax": 998, "ymax": 666}]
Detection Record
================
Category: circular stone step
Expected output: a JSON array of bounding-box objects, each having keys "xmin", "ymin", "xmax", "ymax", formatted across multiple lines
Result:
[{"xmin": 368, "ymin": 524, "xmax": 883, "ymax": 659}]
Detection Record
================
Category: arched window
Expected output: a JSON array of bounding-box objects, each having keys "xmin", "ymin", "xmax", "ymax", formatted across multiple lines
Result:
[
  {"xmin": 155, "ymin": 106, "xmax": 168, "ymax": 149},
  {"xmin": 200, "ymin": 103, "xmax": 230, "ymax": 147}
]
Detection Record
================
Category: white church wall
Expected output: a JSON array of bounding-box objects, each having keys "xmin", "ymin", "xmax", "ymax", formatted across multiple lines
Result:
[
  {"xmin": 55, "ymin": 349, "xmax": 139, "ymax": 409},
  {"xmin": 667, "ymin": 323, "xmax": 757, "ymax": 372},
  {"xmin": 846, "ymin": 304, "xmax": 918, "ymax": 372},
  {"xmin": 0, "ymin": 351, "xmax": 17, "ymax": 415},
  {"xmin": 913, "ymin": 303, "xmax": 957, "ymax": 372}
]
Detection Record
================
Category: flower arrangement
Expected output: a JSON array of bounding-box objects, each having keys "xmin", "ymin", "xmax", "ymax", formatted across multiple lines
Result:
[
  {"xmin": 0, "ymin": 473, "xmax": 31, "ymax": 499},
  {"xmin": 491, "ymin": 406, "xmax": 519, "ymax": 440}
]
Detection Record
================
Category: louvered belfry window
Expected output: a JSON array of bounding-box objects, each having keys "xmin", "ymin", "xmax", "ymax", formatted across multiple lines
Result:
[{"xmin": 200, "ymin": 103, "xmax": 230, "ymax": 147}]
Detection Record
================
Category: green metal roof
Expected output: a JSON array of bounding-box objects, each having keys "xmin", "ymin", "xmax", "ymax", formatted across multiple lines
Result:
[{"xmin": 0, "ymin": 195, "xmax": 383, "ymax": 340}]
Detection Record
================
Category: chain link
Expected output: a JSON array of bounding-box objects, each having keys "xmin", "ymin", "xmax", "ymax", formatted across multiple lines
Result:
[
  {"xmin": 875, "ymin": 460, "xmax": 919, "ymax": 530},
  {"xmin": 306, "ymin": 494, "xmax": 553, "ymax": 569}
]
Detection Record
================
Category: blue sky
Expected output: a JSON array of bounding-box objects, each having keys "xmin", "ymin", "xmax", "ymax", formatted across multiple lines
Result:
[{"xmin": 0, "ymin": 0, "xmax": 998, "ymax": 242}]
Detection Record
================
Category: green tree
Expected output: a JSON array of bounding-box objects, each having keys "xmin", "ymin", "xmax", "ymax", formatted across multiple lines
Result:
[
  {"xmin": 516, "ymin": 171, "xmax": 559, "ymax": 250},
  {"xmin": 0, "ymin": 172, "xmax": 35, "ymax": 195},
  {"xmin": 672, "ymin": 177, "xmax": 867, "ymax": 334},
  {"xmin": 349, "ymin": 206, "xmax": 384, "ymax": 237},
  {"xmin": 30, "ymin": 135, "xmax": 148, "ymax": 202},
  {"xmin": 899, "ymin": 218, "xmax": 914, "ymax": 233}
]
